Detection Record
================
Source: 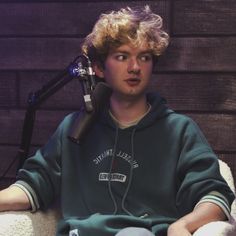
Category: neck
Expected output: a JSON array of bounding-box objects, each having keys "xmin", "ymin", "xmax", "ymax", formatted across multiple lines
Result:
[{"xmin": 109, "ymin": 95, "xmax": 149, "ymax": 124}]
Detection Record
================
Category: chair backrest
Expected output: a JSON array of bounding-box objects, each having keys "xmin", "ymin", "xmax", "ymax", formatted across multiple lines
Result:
[{"xmin": 219, "ymin": 160, "xmax": 236, "ymax": 220}]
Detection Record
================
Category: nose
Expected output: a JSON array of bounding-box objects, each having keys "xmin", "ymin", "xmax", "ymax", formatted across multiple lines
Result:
[{"xmin": 127, "ymin": 58, "xmax": 141, "ymax": 74}]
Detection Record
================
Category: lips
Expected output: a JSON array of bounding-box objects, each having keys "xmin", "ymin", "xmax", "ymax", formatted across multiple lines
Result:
[{"xmin": 125, "ymin": 78, "xmax": 141, "ymax": 86}]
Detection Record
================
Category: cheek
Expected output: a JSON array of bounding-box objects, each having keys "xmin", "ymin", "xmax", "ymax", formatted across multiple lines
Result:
[
  {"xmin": 145, "ymin": 64, "xmax": 153, "ymax": 76},
  {"xmin": 103, "ymin": 70, "xmax": 116, "ymax": 85},
  {"xmin": 103, "ymin": 64, "xmax": 122, "ymax": 82}
]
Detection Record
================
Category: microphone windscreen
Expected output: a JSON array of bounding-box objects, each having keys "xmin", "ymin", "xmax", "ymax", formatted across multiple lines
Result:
[{"xmin": 68, "ymin": 82, "xmax": 112, "ymax": 144}]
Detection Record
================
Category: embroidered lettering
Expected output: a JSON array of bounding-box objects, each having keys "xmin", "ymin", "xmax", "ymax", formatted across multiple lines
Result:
[
  {"xmin": 93, "ymin": 149, "xmax": 113, "ymax": 165},
  {"xmin": 93, "ymin": 149, "xmax": 139, "ymax": 168},
  {"xmin": 99, "ymin": 173, "xmax": 127, "ymax": 183}
]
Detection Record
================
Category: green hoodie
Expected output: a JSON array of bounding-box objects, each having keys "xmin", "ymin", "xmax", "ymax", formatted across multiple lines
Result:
[{"xmin": 17, "ymin": 93, "xmax": 235, "ymax": 236}]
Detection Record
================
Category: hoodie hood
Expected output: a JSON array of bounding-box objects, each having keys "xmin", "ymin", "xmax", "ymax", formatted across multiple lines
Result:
[
  {"xmin": 99, "ymin": 92, "xmax": 174, "ymax": 130},
  {"xmin": 138, "ymin": 92, "xmax": 174, "ymax": 129}
]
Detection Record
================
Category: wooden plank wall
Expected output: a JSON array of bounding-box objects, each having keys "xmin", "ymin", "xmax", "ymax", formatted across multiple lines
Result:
[{"xmin": 0, "ymin": 0, "xmax": 235, "ymax": 189}]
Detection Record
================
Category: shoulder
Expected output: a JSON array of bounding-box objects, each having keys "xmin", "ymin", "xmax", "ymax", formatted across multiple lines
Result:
[
  {"xmin": 165, "ymin": 112, "xmax": 206, "ymax": 139},
  {"xmin": 62, "ymin": 112, "xmax": 79, "ymax": 124},
  {"xmin": 166, "ymin": 112, "xmax": 197, "ymax": 127},
  {"xmin": 54, "ymin": 111, "xmax": 80, "ymax": 135}
]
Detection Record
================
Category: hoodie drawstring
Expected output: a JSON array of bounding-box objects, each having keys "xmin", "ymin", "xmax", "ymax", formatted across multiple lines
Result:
[
  {"xmin": 121, "ymin": 128, "xmax": 136, "ymax": 215},
  {"xmin": 108, "ymin": 125, "xmax": 119, "ymax": 214},
  {"xmin": 108, "ymin": 124, "xmax": 137, "ymax": 216}
]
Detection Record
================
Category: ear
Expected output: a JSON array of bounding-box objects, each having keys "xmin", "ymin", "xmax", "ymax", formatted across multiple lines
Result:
[{"xmin": 92, "ymin": 63, "xmax": 104, "ymax": 78}]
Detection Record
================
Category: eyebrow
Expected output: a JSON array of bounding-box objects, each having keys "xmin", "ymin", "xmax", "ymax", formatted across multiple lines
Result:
[{"xmin": 112, "ymin": 50, "xmax": 152, "ymax": 55}]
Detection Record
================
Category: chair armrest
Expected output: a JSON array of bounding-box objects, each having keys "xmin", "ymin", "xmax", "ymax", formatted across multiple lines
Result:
[
  {"xmin": 193, "ymin": 160, "xmax": 236, "ymax": 236},
  {"xmin": 193, "ymin": 220, "xmax": 236, "ymax": 236},
  {"xmin": 0, "ymin": 208, "xmax": 60, "ymax": 236},
  {"xmin": 218, "ymin": 160, "xmax": 236, "ymax": 220}
]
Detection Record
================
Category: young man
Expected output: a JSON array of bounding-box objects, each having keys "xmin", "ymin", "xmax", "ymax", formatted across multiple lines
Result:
[{"xmin": 0, "ymin": 5, "xmax": 234, "ymax": 236}]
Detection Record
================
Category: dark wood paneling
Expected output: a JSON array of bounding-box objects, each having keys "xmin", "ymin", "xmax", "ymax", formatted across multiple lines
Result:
[
  {"xmin": 1, "ymin": 37, "xmax": 236, "ymax": 71},
  {"xmin": 150, "ymin": 73, "xmax": 236, "ymax": 112},
  {"xmin": 0, "ymin": 38, "xmax": 83, "ymax": 70},
  {"xmin": 0, "ymin": 110, "xmax": 23, "ymax": 144},
  {"xmin": 0, "ymin": 110, "xmax": 70, "ymax": 145},
  {"xmin": 0, "ymin": 72, "xmax": 17, "ymax": 107},
  {"xmin": 0, "ymin": 1, "xmax": 169, "ymax": 36},
  {"xmin": 0, "ymin": 109, "xmax": 235, "ymax": 152},
  {"xmin": 19, "ymin": 71, "xmax": 83, "ymax": 109},
  {"xmin": 187, "ymin": 113, "xmax": 236, "ymax": 152},
  {"xmin": 0, "ymin": 145, "xmax": 39, "ymax": 179},
  {"xmin": 0, "ymin": 146, "xmax": 19, "ymax": 178},
  {"xmin": 157, "ymin": 37, "xmax": 236, "ymax": 72},
  {"xmin": 0, "ymin": 178, "xmax": 16, "ymax": 190},
  {"xmin": 173, "ymin": 0, "xmax": 236, "ymax": 35},
  {"xmin": 31, "ymin": 110, "xmax": 73, "ymax": 145}
]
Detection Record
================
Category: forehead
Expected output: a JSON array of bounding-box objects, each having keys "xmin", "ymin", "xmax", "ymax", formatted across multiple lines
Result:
[{"xmin": 109, "ymin": 43, "xmax": 152, "ymax": 55}]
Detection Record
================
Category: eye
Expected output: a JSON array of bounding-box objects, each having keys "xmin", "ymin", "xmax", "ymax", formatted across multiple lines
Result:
[
  {"xmin": 115, "ymin": 54, "xmax": 127, "ymax": 61},
  {"xmin": 139, "ymin": 54, "xmax": 152, "ymax": 62}
]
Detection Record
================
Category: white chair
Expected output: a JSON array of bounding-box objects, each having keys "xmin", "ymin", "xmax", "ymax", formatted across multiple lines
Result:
[{"xmin": 0, "ymin": 160, "xmax": 235, "ymax": 236}]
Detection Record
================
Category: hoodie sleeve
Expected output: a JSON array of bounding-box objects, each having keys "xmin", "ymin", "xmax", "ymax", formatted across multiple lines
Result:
[
  {"xmin": 16, "ymin": 113, "xmax": 75, "ymax": 210},
  {"xmin": 175, "ymin": 117, "xmax": 235, "ymax": 217}
]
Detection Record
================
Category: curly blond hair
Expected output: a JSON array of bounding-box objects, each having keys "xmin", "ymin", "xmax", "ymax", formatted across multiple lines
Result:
[{"xmin": 81, "ymin": 5, "xmax": 169, "ymax": 64}]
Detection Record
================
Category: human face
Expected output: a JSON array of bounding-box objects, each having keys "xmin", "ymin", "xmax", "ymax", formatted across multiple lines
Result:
[{"xmin": 95, "ymin": 43, "xmax": 153, "ymax": 101}]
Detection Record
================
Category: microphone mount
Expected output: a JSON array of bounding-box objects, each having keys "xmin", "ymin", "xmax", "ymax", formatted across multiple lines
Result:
[
  {"xmin": 69, "ymin": 54, "xmax": 96, "ymax": 112},
  {"xmin": 14, "ymin": 54, "xmax": 111, "ymax": 172}
]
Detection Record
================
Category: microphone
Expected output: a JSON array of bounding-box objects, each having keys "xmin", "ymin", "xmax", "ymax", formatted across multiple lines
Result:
[
  {"xmin": 68, "ymin": 54, "xmax": 112, "ymax": 144},
  {"xmin": 69, "ymin": 54, "xmax": 96, "ymax": 112}
]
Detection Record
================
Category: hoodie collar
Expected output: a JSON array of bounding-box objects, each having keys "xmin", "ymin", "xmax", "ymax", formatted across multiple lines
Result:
[{"xmin": 99, "ymin": 92, "xmax": 174, "ymax": 130}]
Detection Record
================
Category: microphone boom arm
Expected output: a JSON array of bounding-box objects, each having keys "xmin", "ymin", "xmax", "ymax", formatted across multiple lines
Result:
[{"xmin": 16, "ymin": 55, "xmax": 98, "ymax": 171}]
